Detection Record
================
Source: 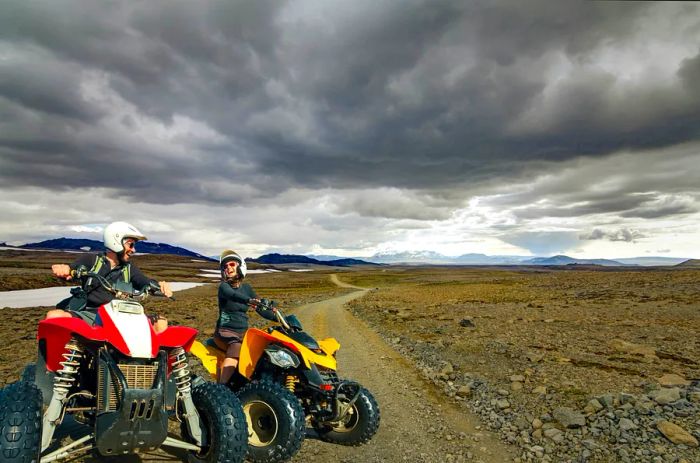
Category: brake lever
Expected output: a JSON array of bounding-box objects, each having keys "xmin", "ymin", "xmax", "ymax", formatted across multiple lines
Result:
[{"xmin": 147, "ymin": 281, "xmax": 174, "ymax": 300}]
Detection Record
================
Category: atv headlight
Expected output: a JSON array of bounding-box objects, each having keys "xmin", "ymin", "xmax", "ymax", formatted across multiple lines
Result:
[{"xmin": 265, "ymin": 347, "xmax": 300, "ymax": 368}]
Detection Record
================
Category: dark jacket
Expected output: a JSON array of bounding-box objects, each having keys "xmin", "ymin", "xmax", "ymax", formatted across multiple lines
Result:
[
  {"xmin": 60, "ymin": 253, "xmax": 154, "ymax": 309},
  {"xmin": 216, "ymin": 281, "xmax": 276, "ymax": 331}
]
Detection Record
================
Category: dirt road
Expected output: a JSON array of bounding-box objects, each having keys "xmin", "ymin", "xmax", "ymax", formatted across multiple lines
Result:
[{"xmin": 291, "ymin": 276, "xmax": 514, "ymax": 463}]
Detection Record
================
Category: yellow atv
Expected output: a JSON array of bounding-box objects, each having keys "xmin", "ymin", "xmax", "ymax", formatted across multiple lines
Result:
[{"xmin": 190, "ymin": 300, "xmax": 380, "ymax": 463}]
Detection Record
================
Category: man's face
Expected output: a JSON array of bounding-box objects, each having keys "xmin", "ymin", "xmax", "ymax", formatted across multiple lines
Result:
[
  {"xmin": 224, "ymin": 260, "xmax": 239, "ymax": 278},
  {"xmin": 122, "ymin": 239, "xmax": 136, "ymax": 261}
]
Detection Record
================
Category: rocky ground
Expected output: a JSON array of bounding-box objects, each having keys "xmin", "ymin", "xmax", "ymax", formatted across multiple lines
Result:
[{"xmin": 345, "ymin": 267, "xmax": 700, "ymax": 462}]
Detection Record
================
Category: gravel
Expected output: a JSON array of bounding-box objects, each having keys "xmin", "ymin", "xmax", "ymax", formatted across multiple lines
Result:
[{"xmin": 361, "ymin": 322, "xmax": 700, "ymax": 463}]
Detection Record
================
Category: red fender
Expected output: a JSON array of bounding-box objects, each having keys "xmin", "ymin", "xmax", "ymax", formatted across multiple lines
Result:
[
  {"xmin": 38, "ymin": 317, "xmax": 108, "ymax": 372},
  {"xmin": 156, "ymin": 326, "xmax": 198, "ymax": 352}
]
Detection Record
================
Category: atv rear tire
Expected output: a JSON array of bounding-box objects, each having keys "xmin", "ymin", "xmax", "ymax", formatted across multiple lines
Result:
[
  {"xmin": 237, "ymin": 380, "xmax": 305, "ymax": 463},
  {"xmin": 313, "ymin": 386, "xmax": 380, "ymax": 446},
  {"xmin": 184, "ymin": 382, "xmax": 247, "ymax": 463},
  {"xmin": 0, "ymin": 381, "xmax": 43, "ymax": 462}
]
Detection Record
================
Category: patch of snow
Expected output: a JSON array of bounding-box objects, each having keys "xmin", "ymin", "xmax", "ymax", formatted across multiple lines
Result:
[
  {"xmin": 0, "ymin": 282, "xmax": 208, "ymax": 309},
  {"xmin": 197, "ymin": 273, "xmax": 220, "ymax": 278}
]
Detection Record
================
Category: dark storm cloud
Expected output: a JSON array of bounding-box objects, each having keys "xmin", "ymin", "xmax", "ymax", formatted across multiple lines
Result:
[
  {"xmin": 579, "ymin": 228, "xmax": 645, "ymax": 243},
  {"xmin": 1, "ymin": 0, "xmax": 699, "ymax": 211},
  {"xmin": 620, "ymin": 196, "xmax": 697, "ymax": 219}
]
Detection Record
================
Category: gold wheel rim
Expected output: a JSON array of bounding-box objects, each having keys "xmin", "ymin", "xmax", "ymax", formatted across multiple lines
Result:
[
  {"xmin": 244, "ymin": 400, "xmax": 279, "ymax": 446},
  {"xmin": 332, "ymin": 403, "xmax": 359, "ymax": 433}
]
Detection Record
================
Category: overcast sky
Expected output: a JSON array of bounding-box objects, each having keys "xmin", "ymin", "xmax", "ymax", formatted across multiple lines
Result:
[{"xmin": 1, "ymin": 0, "xmax": 699, "ymax": 259}]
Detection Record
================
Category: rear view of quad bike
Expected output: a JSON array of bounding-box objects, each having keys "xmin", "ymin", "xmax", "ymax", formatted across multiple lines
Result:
[
  {"xmin": 0, "ymin": 268, "xmax": 248, "ymax": 463},
  {"xmin": 190, "ymin": 299, "xmax": 380, "ymax": 463}
]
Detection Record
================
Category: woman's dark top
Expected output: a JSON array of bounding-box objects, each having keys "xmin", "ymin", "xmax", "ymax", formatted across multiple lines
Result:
[{"xmin": 217, "ymin": 281, "xmax": 276, "ymax": 331}]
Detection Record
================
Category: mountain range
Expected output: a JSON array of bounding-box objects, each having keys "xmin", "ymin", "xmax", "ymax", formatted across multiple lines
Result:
[
  {"xmin": 249, "ymin": 253, "xmax": 378, "ymax": 267},
  {"xmin": 12, "ymin": 238, "xmax": 214, "ymax": 261},
  {"xmin": 311, "ymin": 252, "xmax": 690, "ymax": 267},
  {"xmin": 1, "ymin": 238, "xmax": 692, "ymax": 267}
]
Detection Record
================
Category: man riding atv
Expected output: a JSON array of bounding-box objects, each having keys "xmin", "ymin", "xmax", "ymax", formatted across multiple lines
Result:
[
  {"xmin": 47, "ymin": 221, "xmax": 171, "ymax": 332},
  {"xmin": 0, "ymin": 228, "xmax": 249, "ymax": 463}
]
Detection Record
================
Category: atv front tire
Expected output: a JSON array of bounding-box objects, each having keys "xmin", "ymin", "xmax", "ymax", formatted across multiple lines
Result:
[
  {"xmin": 237, "ymin": 380, "xmax": 305, "ymax": 463},
  {"xmin": 21, "ymin": 364, "xmax": 36, "ymax": 384},
  {"xmin": 0, "ymin": 381, "xmax": 43, "ymax": 462},
  {"xmin": 314, "ymin": 386, "xmax": 380, "ymax": 446},
  {"xmin": 184, "ymin": 382, "xmax": 248, "ymax": 463}
]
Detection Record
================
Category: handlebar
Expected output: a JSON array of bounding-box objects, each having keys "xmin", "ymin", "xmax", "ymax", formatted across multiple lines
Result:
[
  {"xmin": 70, "ymin": 266, "xmax": 173, "ymax": 301},
  {"xmin": 249, "ymin": 298, "xmax": 291, "ymax": 331}
]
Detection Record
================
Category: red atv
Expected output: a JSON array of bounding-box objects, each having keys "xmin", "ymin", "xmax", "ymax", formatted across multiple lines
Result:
[{"xmin": 0, "ymin": 268, "xmax": 248, "ymax": 463}]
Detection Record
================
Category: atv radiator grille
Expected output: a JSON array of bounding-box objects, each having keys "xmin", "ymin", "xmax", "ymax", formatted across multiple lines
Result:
[{"xmin": 97, "ymin": 363, "xmax": 158, "ymax": 412}]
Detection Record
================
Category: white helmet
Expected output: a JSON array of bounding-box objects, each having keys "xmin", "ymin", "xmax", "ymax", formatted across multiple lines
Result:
[
  {"xmin": 103, "ymin": 221, "xmax": 147, "ymax": 253},
  {"xmin": 220, "ymin": 249, "xmax": 247, "ymax": 279}
]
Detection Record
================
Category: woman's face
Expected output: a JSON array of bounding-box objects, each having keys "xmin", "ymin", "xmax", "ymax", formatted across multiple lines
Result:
[{"xmin": 224, "ymin": 260, "xmax": 239, "ymax": 279}]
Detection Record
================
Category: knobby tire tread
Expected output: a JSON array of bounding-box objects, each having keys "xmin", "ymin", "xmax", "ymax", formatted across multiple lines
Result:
[
  {"xmin": 0, "ymin": 381, "xmax": 42, "ymax": 463},
  {"xmin": 237, "ymin": 379, "xmax": 305, "ymax": 463},
  {"xmin": 187, "ymin": 381, "xmax": 248, "ymax": 463},
  {"xmin": 315, "ymin": 386, "xmax": 380, "ymax": 446}
]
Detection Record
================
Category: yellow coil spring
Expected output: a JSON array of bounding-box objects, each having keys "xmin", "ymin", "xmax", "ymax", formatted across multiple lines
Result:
[{"xmin": 285, "ymin": 375, "xmax": 297, "ymax": 392}]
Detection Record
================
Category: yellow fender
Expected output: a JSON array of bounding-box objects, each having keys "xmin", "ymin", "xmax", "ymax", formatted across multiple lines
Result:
[
  {"xmin": 318, "ymin": 337, "xmax": 340, "ymax": 357},
  {"xmin": 189, "ymin": 340, "xmax": 222, "ymax": 378}
]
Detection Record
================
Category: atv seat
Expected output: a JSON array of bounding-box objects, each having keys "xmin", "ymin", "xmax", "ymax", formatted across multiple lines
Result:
[{"xmin": 204, "ymin": 338, "xmax": 226, "ymax": 352}]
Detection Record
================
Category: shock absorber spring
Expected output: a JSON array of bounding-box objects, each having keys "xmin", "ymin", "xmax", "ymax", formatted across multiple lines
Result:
[
  {"xmin": 54, "ymin": 340, "xmax": 84, "ymax": 393},
  {"xmin": 170, "ymin": 346, "xmax": 204, "ymax": 446},
  {"xmin": 42, "ymin": 339, "xmax": 83, "ymax": 451},
  {"xmin": 169, "ymin": 347, "xmax": 191, "ymax": 394},
  {"xmin": 285, "ymin": 374, "xmax": 297, "ymax": 392}
]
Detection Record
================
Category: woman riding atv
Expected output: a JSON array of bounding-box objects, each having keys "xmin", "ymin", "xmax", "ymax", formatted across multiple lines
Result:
[
  {"xmin": 192, "ymin": 251, "xmax": 380, "ymax": 462},
  {"xmin": 214, "ymin": 250, "xmax": 277, "ymax": 384}
]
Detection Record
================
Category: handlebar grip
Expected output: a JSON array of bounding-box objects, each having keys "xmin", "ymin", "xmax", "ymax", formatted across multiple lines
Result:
[
  {"xmin": 70, "ymin": 265, "xmax": 88, "ymax": 279},
  {"xmin": 147, "ymin": 281, "xmax": 175, "ymax": 300}
]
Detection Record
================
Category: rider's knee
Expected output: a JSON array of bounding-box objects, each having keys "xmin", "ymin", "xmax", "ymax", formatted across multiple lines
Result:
[
  {"xmin": 153, "ymin": 318, "xmax": 168, "ymax": 334},
  {"xmin": 46, "ymin": 309, "xmax": 70, "ymax": 319}
]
